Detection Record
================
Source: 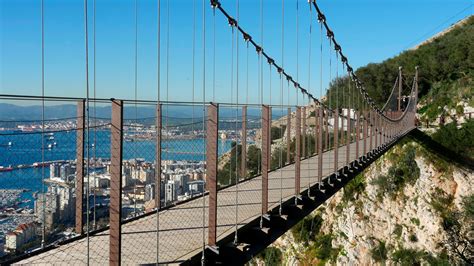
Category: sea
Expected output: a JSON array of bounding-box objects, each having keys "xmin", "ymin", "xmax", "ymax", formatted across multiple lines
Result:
[{"xmin": 0, "ymin": 130, "xmax": 233, "ymax": 209}]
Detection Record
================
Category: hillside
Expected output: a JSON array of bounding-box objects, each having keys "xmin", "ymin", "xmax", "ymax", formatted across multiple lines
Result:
[
  {"xmin": 251, "ymin": 15, "xmax": 474, "ymax": 266},
  {"xmin": 252, "ymin": 133, "xmax": 473, "ymax": 265},
  {"xmin": 326, "ymin": 15, "xmax": 474, "ymax": 124}
]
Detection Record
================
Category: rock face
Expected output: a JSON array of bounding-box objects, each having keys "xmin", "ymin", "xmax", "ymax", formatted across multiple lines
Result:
[{"xmin": 259, "ymin": 139, "xmax": 473, "ymax": 265}]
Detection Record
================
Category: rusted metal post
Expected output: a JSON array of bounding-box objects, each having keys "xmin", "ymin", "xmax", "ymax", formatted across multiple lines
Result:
[
  {"xmin": 318, "ymin": 106, "xmax": 324, "ymax": 186},
  {"xmin": 315, "ymin": 108, "xmax": 319, "ymax": 154},
  {"xmin": 346, "ymin": 110, "xmax": 351, "ymax": 165},
  {"xmin": 325, "ymin": 110, "xmax": 329, "ymax": 150},
  {"xmin": 398, "ymin": 66, "xmax": 402, "ymax": 112},
  {"xmin": 75, "ymin": 100, "xmax": 85, "ymax": 235},
  {"xmin": 156, "ymin": 104, "xmax": 162, "ymax": 210},
  {"xmin": 110, "ymin": 100, "xmax": 123, "ymax": 265},
  {"xmin": 261, "ymin": 105, "xmax": 270, "ymax": 216},
  {"xmin": 340, "ymin": 109, "xmax": 345, "ymax": 147},
  {"xmin": 334, "ymin": 109, "xmax": 339, "ymax": 174},
  {"xmin": 356, "ymin": 111, "xmax": 360, "ymax": 160},
  {"xmin": 295, "ymin": 107, "xmax": 301, "ymax": 196},
  {"xmin": 302, "ymin": 107, "xmax": 306, "ymax": 158},
  {"xmin": 287, "ymin": 108, "xmax": 291, "ymax": 164},
  {"xmin": 241, "ymin": 106, "xmax": 247, "ymax": 179},
  {"xmin": 363, "ymin": 111, "xmax": 368, "ymax": 157},
  {"xmin": 206, "ymin": 103, "xmax": 219, "ymax": 247},
  {"xmin": 375, "ymin": 112, "xmax": 378, "ymax": 150},
  {"xmin": 369, "ymin": 111, "xmax": 373, "ymax": 152}
]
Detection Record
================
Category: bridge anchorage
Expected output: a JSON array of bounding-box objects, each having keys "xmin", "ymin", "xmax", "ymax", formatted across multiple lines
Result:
[{"xmin": 0, "ymin": 0, "xmax": 420, "ymax": 265}]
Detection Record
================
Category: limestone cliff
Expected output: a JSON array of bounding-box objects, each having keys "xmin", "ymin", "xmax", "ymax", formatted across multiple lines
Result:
[{"xmin": 253, "ymin": 137, "xmax": 473, "ymax": 265}]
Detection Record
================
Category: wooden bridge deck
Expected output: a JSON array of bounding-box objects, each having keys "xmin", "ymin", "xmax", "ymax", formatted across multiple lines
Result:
[{"xmin": 16, "ymin": 136, "xmax": 389, "ymax": 265}]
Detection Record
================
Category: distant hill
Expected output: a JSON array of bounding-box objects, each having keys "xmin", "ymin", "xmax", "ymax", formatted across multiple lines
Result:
[
  {"xmin": 327, "ymin": 16, "xmax": 474, "ymax": 123},
  {"xmin": 0, "ymin": 103, "xmax": 268, "ymax": 124}
]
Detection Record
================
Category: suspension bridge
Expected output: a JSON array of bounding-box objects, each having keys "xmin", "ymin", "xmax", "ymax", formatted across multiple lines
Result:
[{"xmin": 1, "ymin": 0, "xmax": 419, "ymax": 265}]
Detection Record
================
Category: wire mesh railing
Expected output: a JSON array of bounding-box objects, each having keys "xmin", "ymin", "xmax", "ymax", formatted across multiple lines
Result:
[{"xmin": 0, "ymin": 92, "xmax": 417, "ymax": 265}]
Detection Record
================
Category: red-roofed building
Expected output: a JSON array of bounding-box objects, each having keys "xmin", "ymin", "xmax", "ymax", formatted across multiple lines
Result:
[{"xmin": 5, "ymin": 223, "xmax": 36, "ymax": 252}]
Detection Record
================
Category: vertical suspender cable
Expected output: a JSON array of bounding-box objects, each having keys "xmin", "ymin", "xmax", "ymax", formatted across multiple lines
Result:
[
  {"xmin": 133, "ymin": 0, "xmax": 138, "ymax": 218},
  {"xmin": 279, "ymin": 0, "xmax": 284, "ymax": 216},
  {"xmin": 165, "ymin": 0, "xmax": 170, "ymax": 207},
  {"xmin": 40, "ymin": 0, "xmax": 46, "ymax": 249},
  {"xmin": 318, "ymin": 15, "xmax": 323, "ymax": 189},
  {"xmin": 306, "ymin": 0, "xmax": 312, "ymax": 197},
  {"xmin": 156, "ymin": 0, "xmax": 161, "ymax": 262},
  {"xmin": 212, "ymin": 3, "xmax": 216, "ymax": 102},
  {"xmin": 83, "ymin": 0, "xmax": 91, "ymax": 262},
  {"xmin": 229, "ymin": 23, "xmax": 234, "ymax": 186},
  {"xmin": 258, "ymin": 0, "xmax": 263, "ymax": 227},
  {"xmin": 192, "ymin": 0, "xmax": 196, "ymax": 140},
  {"xmin": 92, "ymin": 0, "xmax": 97, "ymax": 230},
  {"xmin": 201, "ymin": 0, "xmax": 206, "ymax": 264},
  {"xmin": 233, "ymin": 0, "xmax": 240, "ymax": 245}
]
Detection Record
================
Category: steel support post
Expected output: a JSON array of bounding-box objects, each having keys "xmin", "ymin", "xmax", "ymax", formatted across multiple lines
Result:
[
  {"xmin": 287, "ymin": 108, "xmax": 291, "ymax": 164},
  {"xmin": 156, "ymin": 104, "xmax": 162, "ymax": 210},
  {"xmin": 261, "ymin": 105, "xmax": 270, "ymax": 215},
  {"xmin": 75, "ymin": 100, "xmax": 85, "ymax": 234},
  {"xmin": 334, "ymin": 109, "xmax": 339, "ymax": 174},
  {"xmin": 241, "ymin": 106, "xmax": 247, "ymax": 179},
  {"xmin": 318, "ymin": 107, "xmax": 324, "ymax": 185},
  {"xmin": 363, "ymin": 112, "xmax": 368, "ymax": 157},
  {"xmin": 302, "ymin": 107, "xmax": 306, "ymax": 159},
  {"xmin": 346, "ymin": 110, "xmax": 351, "ymax": 165},
  {"xmin": 110, "ymin": 100, "xmax": 123, "ymax": 266},
  {"xmin": 206, "ymin": 103, "xmax": 219, "ymax": 247},
  {"xmin": 356, "ymin": 111, "xmax": 360, "ymax": 160},
  {"xmin": 295, "ymin": 107, "xmax": 301, "ymax": 196}
]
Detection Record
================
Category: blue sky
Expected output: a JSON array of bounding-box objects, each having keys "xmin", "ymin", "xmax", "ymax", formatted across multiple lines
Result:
[{"xmin": 1, "ymin": 0, "xmax": 473, "ymax": 106}]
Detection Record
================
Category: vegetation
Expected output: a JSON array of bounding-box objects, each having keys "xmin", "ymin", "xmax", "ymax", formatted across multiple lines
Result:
[
  {"xmin": 271, "ymin": 126, "xmax": 286, "ymax": 142},
  {"xmin": 409, "ymin": 233, "xmax": 418, "ymax": 242},
  {"xmin": 391, "ymin": 247, "xmax": 428, "ymax": 265},
  {"xmin": 430, "ymin": 189, "xmax": 473, "ymax": 264},
  {"xmin": 305, "ymin": 234, "xmax": 341, "ymax": 265},
  {"xmin": 258, "ymin": 246, "xmax": 283, "ymax": 266},
  {"xmin": 217, "ymin": 142, "xmax": 242, "ymax": 186},
  {"xmin": 342, "ymin": 173, "xmax": 365, "ymax": 202},
  {"xmin": 410, "ymin": 217, "xmax": 420, "ymax": 226},
  {"xmin": 291, "ymin": 214, "xmax": 323, "ymax": 244},
  {"xmin": 370, "ymin": 240, "xmax": 388, "ymax": 263},
  {"xmin": 325, "ymin": 16, "xmax": 474, "ymax": 123},
  {"xmin": 393, "ymin": 224, "xmax": 403, "ymax": 238},
  {"xmin": 432, "ymin": 120, "xmax": 474, "ymax": 159},
  {"xmin": 371, "ymin": 144, "xmax": 420, "ymax": 199}
]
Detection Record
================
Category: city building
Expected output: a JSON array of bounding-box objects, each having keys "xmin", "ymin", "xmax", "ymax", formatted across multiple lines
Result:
[
  {"xmin": 145, "ymin": 184, "xmax": 155, "ymax": 202},
  {"xmin": 4, "ymin": 223, "xmax": 36, "ymax": 252}
]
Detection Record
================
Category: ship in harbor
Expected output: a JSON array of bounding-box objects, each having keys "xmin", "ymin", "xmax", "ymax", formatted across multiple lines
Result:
[{"xmin": 0, "ymin": 166, "xmax": 13, "ymax": 172}]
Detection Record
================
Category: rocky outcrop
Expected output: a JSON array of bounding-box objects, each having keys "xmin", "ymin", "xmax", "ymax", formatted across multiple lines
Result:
[{"xmin": 259, "ymin": 139, "xmax": 473, "ymax": 265}]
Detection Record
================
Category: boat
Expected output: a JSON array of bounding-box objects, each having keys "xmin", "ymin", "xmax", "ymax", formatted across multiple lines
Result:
[
  {"xmin": 47, "ymin": 144, "xmax": 53, "ymax": 149},
  {"xmin": 0, "ymin": 166, "xmax": 13, "ymax": 172},
  {"xmin": 7, "ymin": 142, "xmax": 12, "ymax": 147}
]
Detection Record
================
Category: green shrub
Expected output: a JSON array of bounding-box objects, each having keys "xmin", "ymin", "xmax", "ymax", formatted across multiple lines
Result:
[
  {"xmin": 258, "ymin": 247, "xmax": 283, "ymax": 266},
  {"xmin": 370, "ymin": 241, "xmax": 388, "ymax": 262},
  {"xmin": 391, "ymin": 247, "xmax": 425, "ymax": 265},
  {"xmin": 393, "ymin": 224, "xmax": 403, "ymax": 238},
  {"xmin": 432, "ymin": 120, "xmax": 474, "ymax": 159},
  {"xmin": 409, "ymin": 233, "xmax": 418, "ymax": 242},
  {"xmin": 463, "ymin": 194, "xmax": 474, "ymax": 221},
  {"xmin": 410, "ymin": 217, "xmax": 421, "ymax": 226},
  {"xmin": 291, "ymin": 214, "xmax": 323, "ymax": 244},
  {"xmin": 305, "ymin": 234, "xmax": 340, "ymax": 263},
  {"xmin": 343, "ymin": 173, "xmax": 366, "ymax": 202},
  {"xmin": 371, "ymin": 144, "xmax": 420, "ymax": 199}
]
